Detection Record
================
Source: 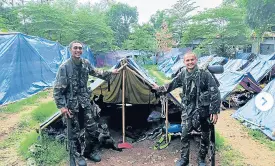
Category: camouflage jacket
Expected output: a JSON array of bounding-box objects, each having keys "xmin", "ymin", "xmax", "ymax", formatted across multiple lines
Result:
[
  {"xmin": 53, "ymin": 58, "xmax": 112, "ymax": 111},
  {"xmin": 159, "ymin": 67, "xmax": 221, "ymax": 115}
]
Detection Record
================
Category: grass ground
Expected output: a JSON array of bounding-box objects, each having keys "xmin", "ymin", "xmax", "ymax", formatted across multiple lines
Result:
[{"xmin": 0, "ymin": 90, "xmax": 67, "ymax": 165}]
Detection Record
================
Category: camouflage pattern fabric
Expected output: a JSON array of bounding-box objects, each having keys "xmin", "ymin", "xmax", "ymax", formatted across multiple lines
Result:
[
  {"xmin": 157, "ymin": 65, "xmax": 221, "ymax": 165},
  {"xmin": 53, "ymin": 57, "xmax": 112, "ymax": 155}
]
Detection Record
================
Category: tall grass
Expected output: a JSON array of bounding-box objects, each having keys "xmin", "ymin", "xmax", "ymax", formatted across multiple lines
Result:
[
  {"xmin": 1, "ymin": 90, "xmax": 50, "ymax": 113},
  {"xmin": 31, "ymin": 101, "xmax": 57, "ymax": 123},
  {"xmin": 247, "ymin": 129, "xmax": 275, "ymax": 151}
]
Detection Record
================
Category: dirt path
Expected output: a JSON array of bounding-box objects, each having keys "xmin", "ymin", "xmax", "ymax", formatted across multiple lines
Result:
[
  {"xmin": 216, "ymin": 109, "xmax": 275, "ymax": 166},
  {"xmin": 0, "ymin": 89, "xmax": 53, "ymax": 166},
  {"xmin": 0, "ymin": 90, "xmax": 53, "ymax": 142},
  {"xmin": 88, "ymin": 137, "xmax": 221, "ymax": 166}
]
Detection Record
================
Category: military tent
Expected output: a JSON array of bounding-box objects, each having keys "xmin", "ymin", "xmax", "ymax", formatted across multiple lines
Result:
[
  {"xmin": 232, "ymin": 79, "xmax": 275, "ymax": 140},
  {"xmin": 40, "ymin": 58, "xmax": 183, "ymax": 138}
]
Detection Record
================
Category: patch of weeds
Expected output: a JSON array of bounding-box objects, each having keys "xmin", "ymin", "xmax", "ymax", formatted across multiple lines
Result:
[
  {"xmin": 19, "ymin": 131, "xmax": 40, "ymax": 158},
  {"xmin": 20, "ymin": 134, "xmax": 67, "ymax": 165},
  {"xmin": 31, "ymin": 101, "xmax": 57, "ymax": 123},
  {"xmin": 215, "ymin": 131, "xmax": 225, "ymax": 151},
  {"xmin": 1, "ymin": 90, "xmax": 50, "ymax": 113},
  {"xmin": 0, "ymin": 129, "xmax": 25, "ymax": 148},
  {"xmin": 247, "ymin": 129, "xmax": 275, "ymax": 151},
  {"xmin": 215, "ymin": 131, "xmax": 244, "ymax": 166}
]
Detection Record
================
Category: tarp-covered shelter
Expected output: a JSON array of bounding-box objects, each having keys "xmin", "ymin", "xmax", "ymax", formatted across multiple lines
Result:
[
  {"xmin": 232, "ymin": 79, "xmax": 275, "ymax": 140},
  {"xmin": 241, "ymin": 60, "xmax": 275, "ymax": 82},
  {"xmin": 216, "ymin": 71, "xmax": 262, "ymax": 100},
  {"xmin": 40, "ymin": 58, "xmax": 183, "ymax": 136},
  {"xmin": 0, "ymin": 33, "xmax": 65, "ymax": 105},
  {"xmin": 223, "ymin": 59, "xmax": 249, "ymax": 71}
]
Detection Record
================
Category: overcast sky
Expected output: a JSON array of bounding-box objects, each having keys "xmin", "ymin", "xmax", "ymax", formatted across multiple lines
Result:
[{"xmin": 82, "ymin": 0, "xmax": 223, "ymax": 24}]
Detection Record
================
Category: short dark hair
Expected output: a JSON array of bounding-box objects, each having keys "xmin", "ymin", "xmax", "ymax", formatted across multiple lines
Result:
[{"xmin": 69, "ymin": 40, "xmax": 83, "ymax": 49}]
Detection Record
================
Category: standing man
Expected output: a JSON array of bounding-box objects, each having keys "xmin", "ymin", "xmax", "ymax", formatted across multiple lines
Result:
[
  {"xmin": 53, "ymin": 41, "xmax": 118, "ymax": 164},
  {"xmin": 153, "ymin": 51, "xmax": 221, "ymax": 166}
]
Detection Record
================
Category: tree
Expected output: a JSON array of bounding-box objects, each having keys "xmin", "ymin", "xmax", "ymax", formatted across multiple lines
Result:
[
  {"xmin": 168, "ymin": 0, "xmax": 198, "ymax": 45},
  {"xmin": 70, "ymin": 8, "xmax": 114, "ymax": 53},
  {"xmin": 238, "ymin": 0, "xmax": 275, "ymax": 53},
  {"xmin": 122, "ymin": 24, "xmax": 157, "ymax": 51},
  {"xmin": 182, "ymin": 5, "xmax": 251, "ymax": 57},
  {"xmin": 106, "ymin": 3, "xmax": 138, "ymax": 48},
  {"xmin": 155, "ymin": 22, "xmax": 175, "ymax": 54},
  {"xmin": 149, "ymin": 10, "xmax": 171, "ymax": 30}
]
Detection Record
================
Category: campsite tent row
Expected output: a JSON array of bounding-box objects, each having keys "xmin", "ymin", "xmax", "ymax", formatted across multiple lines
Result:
[{"xmin": 0, "ymin": 33, "xmax": 95, "ymax": 105}]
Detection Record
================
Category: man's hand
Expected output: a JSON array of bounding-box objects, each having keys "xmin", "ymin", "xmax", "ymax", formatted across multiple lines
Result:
[
  {"xmin": 112, "ymin": 69, "xmax": 119, "ymax": 74},
  {"xmin": 210, "ymin": 114, "xmax": 218, "ymax": 124},
  {"xmin": 152, "ymin": 83, "xmax": 159, "ymax": 90},
  {"xmin": 60, "ymin": 107, "xmax": 72, "ymax": 118}
]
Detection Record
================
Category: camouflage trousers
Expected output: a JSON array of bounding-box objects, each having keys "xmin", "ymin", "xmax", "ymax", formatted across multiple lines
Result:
[
  {"xmin": 180, "ymin": 111, "xmax": 210, "ymax": 164},
  {"xmin": 64, "ymin": 103, "xmax": 111, "ymax": 156}
]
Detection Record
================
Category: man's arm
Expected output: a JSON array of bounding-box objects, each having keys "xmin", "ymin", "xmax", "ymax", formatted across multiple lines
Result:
[
  {"xmin": 86, "ymin": 60, "xmax": 113, "ymax": 81},
  {"xmin": 205, "ymin": 71, "xmax": 221, "ymax": 124},
  {"xmin": 154, "ymin": 71, "xmax": 184, "ymax": 94},
  {"xmin": 53, "ymin": 65, "xmax": 68, "ymax": 109}
]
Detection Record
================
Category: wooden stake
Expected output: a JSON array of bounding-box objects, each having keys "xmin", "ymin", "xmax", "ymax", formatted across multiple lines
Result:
[
  {"xmin": 122, "ymin": 68, "xmax": 126, "ymax": 143},
  {"xmin": 165, "ymin": 97, "xmax": 168, "ymax": 142}
]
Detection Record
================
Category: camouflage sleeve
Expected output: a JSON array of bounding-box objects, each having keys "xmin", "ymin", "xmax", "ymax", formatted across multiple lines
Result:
[
  {"xmin": 205, "ymin": 71, "xmax": 221, "ymax": 114},
  {"xmin": 87, "ymin": 60, "xmax": 112, "ymax": 81},
  {"xmin": 158, "ymin": 71, "xmax": 184, "ymax": 94},
  {"xmin": 53, "ymin": 65, "xmax": 68, "ymax": 109}
]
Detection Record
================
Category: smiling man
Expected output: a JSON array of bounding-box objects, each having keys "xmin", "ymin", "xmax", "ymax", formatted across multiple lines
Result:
[
  {"xmin": 153, "ymin": 51, "xmax": 221, "ymax": 166},
  {"xmin": 53, "ymin": 41, "xmax": 118, "ymax": 164}
]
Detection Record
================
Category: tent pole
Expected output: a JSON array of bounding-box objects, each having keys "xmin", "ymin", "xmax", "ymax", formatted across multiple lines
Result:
[
  {"xmin": 165, "ymin": 96, "xmax": 169, "ymax": 142},
  {"xmin": 122, "ymin": 68, "xmax": 126, "ymax": 143}
]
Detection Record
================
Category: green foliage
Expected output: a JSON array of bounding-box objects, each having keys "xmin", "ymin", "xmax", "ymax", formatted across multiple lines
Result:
[
  {"xmin": 248, "ymin": 129, "xmax": 275, "ymax": 151},
  {"xmin": 239, "ymin": 0, "xmax": 275, "ymax": 35},
  {"xmin": 1, "ymin": 91, "xmax": 49, "ymax": 113},
  {"xmin": 150, "ymin": 10, "xmax": 172, "ymax": 30},
  {"xmin": 122, "ymin": 24, "xmax": 157, "ymax": 51},
  {"xmin": 31, "ymin": 101, "xmax": 57, "ymax": 123},
  {"xmin": 169, "ymin": 0, "xmax": 198, "ymax": 44},
  {"xmin": 215, "ymin": 131, "xmax": 225, "ymax": 151},
  {"xmin": 71, "ymin": 8, "xmax": 114, "ymax": 53},
  {"xmin": 19, "ymin": 133, "xmax": 67, "ymax": 165},
  {"xmin": 106, "ymin": 2, "xmax": 138, "ymax": 48},
  {"xmin": 182, "ymin": 4, "xmax": 251, "ymax": 57},
  {"xmin": 19, "ymin": 131, "xmax": 40, "ymax": 158}
]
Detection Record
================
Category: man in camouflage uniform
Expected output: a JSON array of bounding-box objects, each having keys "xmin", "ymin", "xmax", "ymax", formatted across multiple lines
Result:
[
  {"xmin": 153, "ymin": 52, "xmax": 220, "ymax": 166},
  {"xmin": 53, "ymin": 41, "xmax": 118, "ymax": 163}
]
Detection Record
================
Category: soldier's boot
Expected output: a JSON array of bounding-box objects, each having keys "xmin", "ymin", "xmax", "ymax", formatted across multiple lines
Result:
[
  {"xmin": 88, "ymin": 152, "xmax": 101, "ymax": 162},
  {"xmin": 197, "ymin": 155, "xmax": 206, "ymax": 166},
  {"xmin": 105, "ymin": 138, "xmax": 122, "ymax": 152},
  {"xmin": 175, "ymin": 157, "xmax": 189, "ymax": 166},
  {"xmin": 76, "ymin": 156, "xmax": 87, "ymax": 166}
]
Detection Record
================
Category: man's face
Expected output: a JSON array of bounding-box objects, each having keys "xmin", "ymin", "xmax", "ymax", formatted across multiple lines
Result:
[
  {"xmin": 70, "ymin": 42, "xmax": 83, "ymax": 59},
  {"xmin": 184, "ymin": 54, "xmax": 197, "ymax": 70}
]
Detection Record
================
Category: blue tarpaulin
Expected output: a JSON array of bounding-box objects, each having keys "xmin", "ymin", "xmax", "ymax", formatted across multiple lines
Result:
[
  {"xmin": 0, "ymin": 33, "xmax": 95, "ymax": 105},
  {"xmin": 241, "ymin": 60, "xmax": 275, "ymax": 82},
  {"xmin": 0, "ymin": 33, "xmax": 64, "ymax": 105},
  {"xmin": 232, "ymin": 79, "xmax": 275, "ymax": 140},
  {"xmin": 223, "ymin": 59, "xmax": 248, "ymax": 71},
  {"xmin": 215, "ymin": 71, "xmax": 261, "ymax": 100}
]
